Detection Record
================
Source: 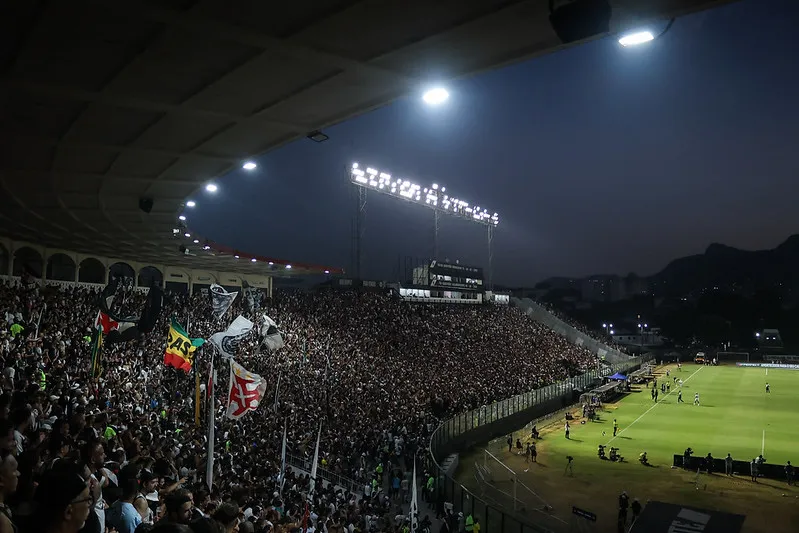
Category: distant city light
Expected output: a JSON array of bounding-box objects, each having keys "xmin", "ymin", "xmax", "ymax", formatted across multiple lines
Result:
[
  {"xmin": 186, "ymin": 201, "xmax": 196, "ymax": 207},
  {"xmin": 619, "ymin": 30, "xmax": 655, "ymax": 47},
  {"xmin": 349, "ymin": 162, "xmax": 499, "ymax": 226},
  {"xmin": 242, "ymin": 161, "xmax": 257, "ymax": 170},
  {"xmin": 423, "ymin": 87, "xmax": 449, "ymax": 105},
  {"xmin": 205, "ymin": 183, "xmax": 218, "ymax": 193}
]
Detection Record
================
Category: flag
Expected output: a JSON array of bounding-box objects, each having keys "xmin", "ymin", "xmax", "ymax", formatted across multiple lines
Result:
[
  {"xmin": 242, "ymin": 280, "xmax": 259, "ymax": 313},
  {"xmin": 309, "ymin": 420, "xmax": 322, "ymax": 497},
  {"xmin": 279, "ymin": 418, "xmax": 287, "ymax": 496},
  {"xmin": 98, "ymin": 278, "xmax": 163, "ymax": 344},
  {"xmin": 261, "ymin": 314, "xmax": 284, "ymax": 351},
  {"xmin": 90, "ymin": 326, "xmax": 103, "ymax": 378},
  {"xmin": 206, "ymin": 351, "xmax": 215, "ymax": 490},
  {"xmin": 210, "ymin": 284, "xmax": 238, "ymax": 319},
  {"xmin": 410, "ymin": 458, "xmax": 418, "ymax": 533},
  {"xmin": 94, "ymin": 311, "xmax": 119, "ymax": 335},
  {"xmin": 226, "ymin": 359, "xmax": 267, "ymax": 419},
  {"xmin": 164, "ymin": 318, "xmax": 205, "ymax": 372},
  {"xmin": 209, "ymin": 315, "xmax": 254, "ymax": 360}
]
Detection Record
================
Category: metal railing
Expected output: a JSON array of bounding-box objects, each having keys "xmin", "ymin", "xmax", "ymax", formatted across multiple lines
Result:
[
  {"xmin": 428, "ymin": 357, "xmax": 650, "ymax": 533},
  {"xmin": 285, "ymin": 452, "xmax": 362, "ymax": 495}
]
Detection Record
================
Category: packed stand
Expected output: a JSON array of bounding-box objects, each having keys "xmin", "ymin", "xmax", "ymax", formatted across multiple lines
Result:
[{"xmin": 0, "ymin": 280, "xmax": 596, "ymax": 533}]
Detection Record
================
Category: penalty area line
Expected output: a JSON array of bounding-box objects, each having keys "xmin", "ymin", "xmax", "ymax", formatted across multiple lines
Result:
[{"xmin": 605, "ymin": 366, "xmax": 704, "ymax": 446}]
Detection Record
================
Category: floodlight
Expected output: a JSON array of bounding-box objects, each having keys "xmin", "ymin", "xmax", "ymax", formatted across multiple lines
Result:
[
  {"xmin": 619, "ymin": 30, "xmax": 654, "ymax": 47},
  {"xmin": 242, "ymin": 161, "xmax": 257, "ymax": 170},
  {"xmin": 602, "ymin": 323, "xmax": 607, "ymax": 328},
  {"xmin": 184, "ymin": 233, "xmax": 191, "ymax": 238},
  {"xmin": 609, "ymin": 323, "xmax": 613, "ymax": 328},
  {"xmin": 644, "ymin": 323, "xmax": 648, "ymax": 328},
  {"xmin": 205, "ymin": 183, "xmax": 218, "ymax": 192},
  {"xmin": 179, "ymin": 215, "xmax": 186, "ymax": 221},
  {"xmin": 203, "ymin": 245, "xmax": 210, "ymax": 250},
  {"xmin": 186, "ymin": 201, "xmax": 196, "ymax": 207},
  {"xmin": 638, "ymin": 323, "xmax": 642, "ymax": 328},
  {"xmin": 234, "ymin": 255, "xmax": 240, "ymax": 259},
  {"xmin": 610, "ymin": 330, "xmax": 615, "ymax": 334},
  {"xmin": 193, "ymin": 239, "xmax": 199, "ymax": 244},
  {"xmin": 251, "ymin": 258, "xmax": 257, "ymax": 262},
  {"xmin": 307, "ymin": 130, "xmax": 329, "ymax": 143},
  {"xmin": 172, "ymin": 228, "xmax": 180, "ymax": 235},
  {"xmin": 268, "ymin": 262, "xmax": 274, "ymax": 266},
  {"xmin": 349, "ymin": 163, "xmax": 498, "ymax": 226},
  {"xmin": 423, "ymin": 87, "xmax": 449, "ymax": 105},
  {"xmin": 286, "ymin": 265, "xmax": 292, "ymax": 269},
  {"xmin": 324, "ymin": 270, "xmax": 330, "ymax": 274}
]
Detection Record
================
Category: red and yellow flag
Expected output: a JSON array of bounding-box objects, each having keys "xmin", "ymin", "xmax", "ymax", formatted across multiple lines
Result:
[{"xmin": 164, "ymin": 318, "xmax": 205, "ymax": 372}]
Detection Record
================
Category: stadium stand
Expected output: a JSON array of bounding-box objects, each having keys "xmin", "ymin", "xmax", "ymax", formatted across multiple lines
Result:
[{"xmin": 0, "ymin": 277, "xmax": 599, "ymax": 533}]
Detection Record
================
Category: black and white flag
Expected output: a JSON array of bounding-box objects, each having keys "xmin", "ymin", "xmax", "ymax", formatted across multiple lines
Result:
[
  {"xmin": 209, "ymin": 315, "xmax": 253, "ymax": 359},
  {"xmin": 210, "ymin": 284, "xmax": 238, "ymax": 319},
  {"xmin": 242, "ymin": 280, "xmax": 259, "ymax": 314},
  {"xmin": 260, "ymin": 314, "xmax": 284, "ymax": 352}
]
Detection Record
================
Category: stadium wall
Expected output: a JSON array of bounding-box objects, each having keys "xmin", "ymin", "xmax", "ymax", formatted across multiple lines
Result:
[
  {"xmin": 511, "ymin": 297, "xmax": 629, "ymax": 364},
  {"xmin": 428, "ymin": 358, "xmax": 648, "ymax": 533}
]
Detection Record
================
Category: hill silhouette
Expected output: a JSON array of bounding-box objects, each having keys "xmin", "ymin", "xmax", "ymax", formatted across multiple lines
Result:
[{"xmin": 653, "ymin": 234, "xmax": 799, "ymax": 296}]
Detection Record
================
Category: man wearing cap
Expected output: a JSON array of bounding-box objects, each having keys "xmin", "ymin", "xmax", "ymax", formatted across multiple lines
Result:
[{"xmin": 32, "ymin": 468, "xmax": 93, "ymax": 533}]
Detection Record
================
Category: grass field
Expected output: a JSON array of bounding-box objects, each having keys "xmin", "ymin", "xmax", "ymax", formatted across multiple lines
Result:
[{"xmin": 458, "ymin": 364, "xmax": 799, "ymax": 533}]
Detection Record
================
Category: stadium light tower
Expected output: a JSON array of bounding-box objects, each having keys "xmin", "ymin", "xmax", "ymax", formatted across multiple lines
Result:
[{"xmin": 349, "ymin": 163, "xmax": 499, "ymax": 288}]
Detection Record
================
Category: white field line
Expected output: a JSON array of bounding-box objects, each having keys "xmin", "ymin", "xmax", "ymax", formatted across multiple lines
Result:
[
  {"xmin": 762, "ymin": 430, "xmax": 765, "ymax": 456},
  {"xmin": 605, "ymin": 366, "xmax": 704, "ymax": 446},
  {"xmin": 766, "ymin": 368, "xmax": 768, "ymax": 376}
]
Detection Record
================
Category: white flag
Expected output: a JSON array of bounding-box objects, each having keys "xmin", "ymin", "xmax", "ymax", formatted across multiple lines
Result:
[
  {"xmin": 210, "ymin": 284, "xmax": 238, "ymax": 319},
  {"xmin": 206, "ymin": 351, "xmax": 215, "ymax": 490},
  {"xmin": 260, "ymin": 314, "xmax": 284, "ymax": 351},
  {"xmin": 410, "ymin": 458, "xmax": 418, "ymax": 533},
  {"xmin": 209, "ymin": 315, "xmax": 253, "ymax": 359},
  {"xmin": 308, "ymin": 421, "xmax": 322, "ymax": 497},
  {"xmin": 226, "ymin": 359, "xmax": 267, "ymax": 419}
]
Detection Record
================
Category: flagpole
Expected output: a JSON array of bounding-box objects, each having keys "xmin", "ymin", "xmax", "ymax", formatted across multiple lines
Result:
[
  {"xmin": 309, "ymin": 420, "xmax": 322, "ymax": 499},
  {"xmin": 194, "ymin": 345, "xmax": 202, "ymax": 427},
  {"xmin": 274, "ymin": 372, "xmax": 281, "ymax": 414},
  {"xmin": 206, "ymin": 348, "xmax": 215, "ymax": 491},
  {"xmin": 279, "ymin": 417, "xmax": 287, "ymax": 496},
  {"xmin": 410, "ymin": 457, "xmax": 418, "ymax": 533}
]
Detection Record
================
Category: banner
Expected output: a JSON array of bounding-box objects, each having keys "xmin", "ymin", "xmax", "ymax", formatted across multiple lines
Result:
[
  {"xmin": 226, "ymin": 359, "xmax": 267, "ymax": 419},
  {"xmin": 260, "ymin": 314, "xmax": 284, "ymax": 352},
  {"xmin": 210, "ymin": 284, "xmax": 238, "ymax": 319},
  {"xmin": 164, "ymin": 318, "xmax": 205, "ymax": 372},
  {"xmin": 210, "ymin": 315, "xmax": 254, "ymax": 360}
]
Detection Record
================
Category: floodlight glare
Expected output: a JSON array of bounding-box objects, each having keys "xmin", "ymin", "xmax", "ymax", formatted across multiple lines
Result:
[
  {"xmin": 324, "ymin": 270, "xmax": 330, "ymax": 274},
  {"xmin": 234, "ymin": 255, "xmax": 240, "ymax": 259},
  {"xmin": 349, "ymin": 163, "xmax": 499, "ymax": 226},
  {"xmin": 423, "ymin": 87, "xmax": 449, "ymax": 105},
  {"xmin": 205, "ymin": 183, "xmax": 218, "ymax": 193},
  {"xmin": 184, "ymin": 233, "xmax": 191, "ymax": 238},
  {"xmin": 179, "ymin": 215, "xmax": 186, "ymax": 221},
  {"xmin": 268, "ymin": 262, "xmax": 274, "ymax": 266},
  {"xmin": 286, "ymin": 264, "xmax": 292, "ymax": 269},
  {"xmin": 242, "ymin": 161, "xmax": 257, "ymax": 170},
  {"xmin": 186, "ymin": 201, "xmax": 196, "ymax": 207},
  {"xmin": 619, "ymin": 30, "xmax": 654, "ymax": 47},
  {"xmin": 251, "ymin": 258, "xmax": 257, "ymax": 262}
]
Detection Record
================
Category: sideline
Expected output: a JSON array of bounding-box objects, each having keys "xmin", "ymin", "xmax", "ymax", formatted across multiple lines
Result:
[
  {"xmin": 762, "ymin": 429, "xmax": 765, "ymax": 456},
  {"xmin": 604, "ymin": 365, "xmax": 704, "ymax": 446}
]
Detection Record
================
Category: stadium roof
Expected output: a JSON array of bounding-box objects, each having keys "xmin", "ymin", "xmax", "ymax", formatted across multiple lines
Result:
[{"xmin": 0, "ymin": 0, "xmax": 727, "ymax": 277}]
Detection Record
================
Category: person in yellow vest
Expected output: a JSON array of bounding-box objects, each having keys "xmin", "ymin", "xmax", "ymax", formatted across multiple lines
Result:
[
  {"xmin": 472, "ymin": 517, "xmax": 480, "ymax": 533},
  {"xmin": 465, "ymin": 513, "xmax": 474, "ymax": 533}
]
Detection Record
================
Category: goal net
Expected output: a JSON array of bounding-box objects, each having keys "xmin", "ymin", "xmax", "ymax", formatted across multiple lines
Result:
[{"xmin": 717, "ymin": 351, "xmax": 750, "ymax": 362}]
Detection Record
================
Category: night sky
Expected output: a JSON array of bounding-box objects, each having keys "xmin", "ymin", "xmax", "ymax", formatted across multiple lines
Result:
[{"xmin": 191, "ymin": 0, "xmax": 799, "ymax": 287}]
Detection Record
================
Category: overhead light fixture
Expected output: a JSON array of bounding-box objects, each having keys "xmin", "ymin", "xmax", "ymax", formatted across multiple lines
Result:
[
  {"xmin": 179, "ymin": 215, "xmax": 186, "ymax": 221},
  {"xmin": 234, "ymin": 255, "xmax": 240, "ymax": 259},
  {"xmin": 619, "ymin": 30, "xmax": 654, "ymax": 47},
  {"xmin": 242, "ymin": 161, "xmax": 257, "ymax": 171},
  {"xmin": 423, "ymin": 87, "xmax": 449, "ymax": 105},
  {"xmin": 286, "ymin": 265, "xmax": 292, "ymax": 269},
  {"xmin": 203, "ymin": 245, "xmax": 210, "ymax": 250},
  {"xmin": 306, "ymin": 130, "xmax": 329, "ymax": 143},
  {"xmin": 186, "ymin": 200, "xmax": 196, "ymax": 208},
  {"xmin": 184, "ymin": 233, "xmax": 191, "ymax": 238},
  {"xmin": 205, "ymin": 183, "xmax": 218, "ymax": 193},
  {"xmin": 193, "ymin": 239, "xmax": 199, "ymax": 244},
  {"xmin": 251, "ymin": 258, "xmax": 257, "ymax": 262},
  {"xmin": 324, "ymin": 270, "xmax": 330, "ymax": 274},
  {"xmin": 268, "ymin": 262, "xmax": 274, "ymax": 266},
  {"xmin": 172, "ymin": 229, "xmax": 180, "ymax": 235}
]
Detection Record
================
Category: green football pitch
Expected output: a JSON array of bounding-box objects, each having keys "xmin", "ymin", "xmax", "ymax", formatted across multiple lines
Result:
[{"xmin": 459, "ymin": 364, "xmax": 799, "ymax": 533}]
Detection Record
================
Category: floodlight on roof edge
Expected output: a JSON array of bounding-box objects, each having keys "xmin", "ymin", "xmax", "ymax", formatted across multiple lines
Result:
[
  {"xmin": 422, "ymin": 87, "xmax": 449, "ymax": 105},
  {"xmin": 618, "ymin": 19, "xmax": 674, "ymax": 47}
]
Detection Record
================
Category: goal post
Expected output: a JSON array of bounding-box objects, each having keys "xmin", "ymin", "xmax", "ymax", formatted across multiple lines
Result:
[
  {"xmin": 717, "ymin": 351, "xmax": 750, "ymax": 363},
  {"xmin": 483, "ymin": 449, "xmax": 518, "ymax": 510}
]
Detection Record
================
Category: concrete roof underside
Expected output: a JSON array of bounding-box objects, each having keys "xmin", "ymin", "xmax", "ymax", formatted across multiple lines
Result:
[{"xmin": 0, "ymin": 0, "xmax": 729, "ymax": 277}]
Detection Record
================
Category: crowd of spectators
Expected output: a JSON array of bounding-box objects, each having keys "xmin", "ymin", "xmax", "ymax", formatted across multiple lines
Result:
[
  {"xmin": 533, "ymin": 301, "xmax": 631, "ymax": 355},
  {"xmin": 0, "ymin": 279, "xmax": 597, "ymax": 533}
]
